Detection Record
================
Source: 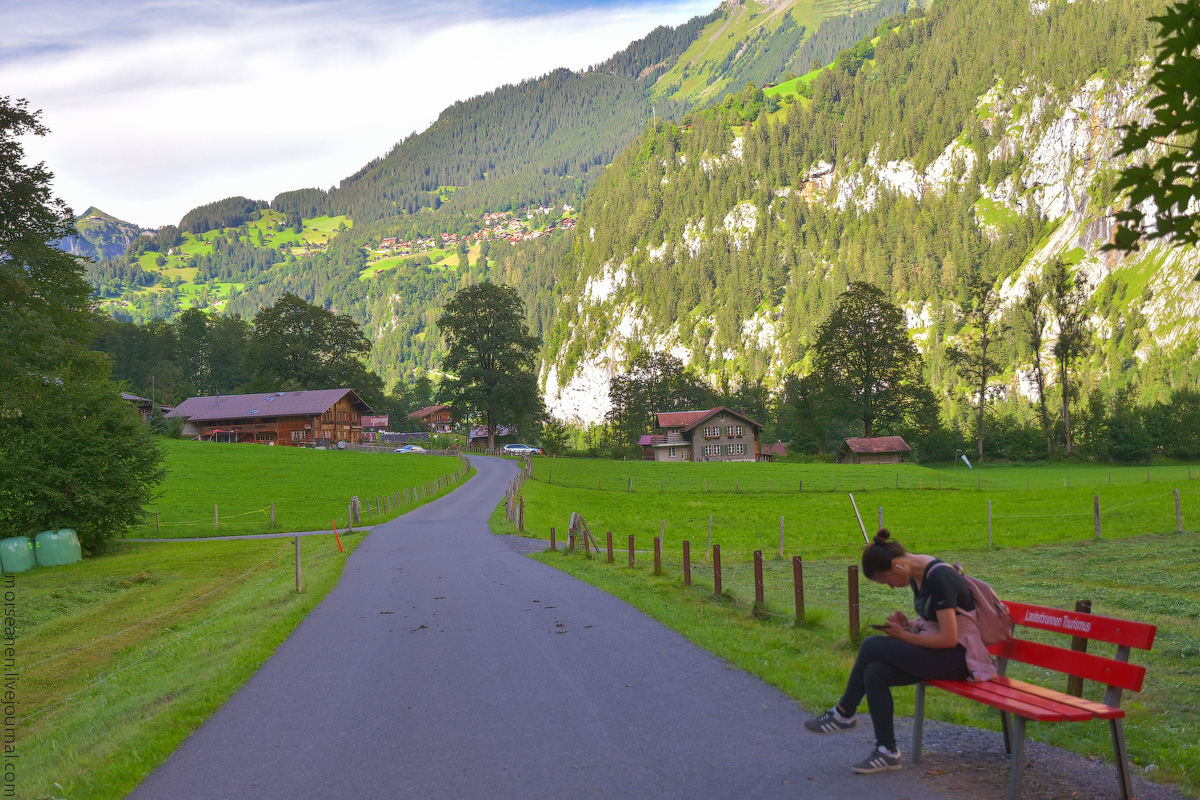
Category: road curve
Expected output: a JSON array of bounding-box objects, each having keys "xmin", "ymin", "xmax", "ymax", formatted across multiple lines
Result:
[{"xmin": 128, "ymin": 456, "xmax": 953, "ymax": 799}]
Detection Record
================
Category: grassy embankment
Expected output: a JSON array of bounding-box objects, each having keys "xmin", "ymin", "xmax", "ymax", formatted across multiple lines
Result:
[
  {"xmin": 127, "ymin": 438, "xmax": 467, "ymax": 538},
  {"xmin": 16, "ymin": 440, "xmax": 472, "ymax": 800},
  {"xmin": 492, "ymin": 458, "xmax": 1200, "ymax": 797}
]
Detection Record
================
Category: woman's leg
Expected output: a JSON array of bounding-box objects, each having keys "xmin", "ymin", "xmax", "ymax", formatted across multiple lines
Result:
[{"xmin": 837, "ymin": 636, "xmax": 968, "ymax": 750}]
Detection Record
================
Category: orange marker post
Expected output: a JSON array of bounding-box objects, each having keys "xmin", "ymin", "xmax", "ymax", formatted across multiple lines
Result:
[{"xmin": 331, "ymin": 520, "xmax": 344, "ymax": 553}]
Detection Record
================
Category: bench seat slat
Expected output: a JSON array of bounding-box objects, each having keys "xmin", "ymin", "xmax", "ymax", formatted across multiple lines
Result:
[
  {"xmin": 952, "ymin": 679, "xmax": 1095, "ymax": 721},
  {"xmin": 1006, "ymin": 601, "xmax": 1157, "ymax": 650},
  {"xmin": 991, "ymin": 638, "xmax": 1147, "ymax": 693},
  {"xmin": 990, "ymin": 676, "xmax": 1125, "ymax": 719},
  {"xmin": 926, "ymin": 679, "xmax": 1075, "ymax": 721}
]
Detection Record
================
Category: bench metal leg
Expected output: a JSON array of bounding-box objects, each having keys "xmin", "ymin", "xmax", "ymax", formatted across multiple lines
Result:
[
  {"xmin": 1110, "ymin": 718, "xmax": 1133, "ymax": 800},
  {"xmin": 912, "ymin": 682, "xmax": 925, "ymax": 765},
  {"xmin": 1001, "ymin": 711, "xmax": 1012, "ymax": 755},
  {"xmin": 1008, "ymin": 715, "xmax": 1026, "ymax": 800}
]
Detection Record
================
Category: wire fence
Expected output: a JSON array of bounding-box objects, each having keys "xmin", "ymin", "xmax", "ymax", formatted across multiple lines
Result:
[{"xmin": 129, "ymin": 454, "xmax": 472, "ymax": 538}]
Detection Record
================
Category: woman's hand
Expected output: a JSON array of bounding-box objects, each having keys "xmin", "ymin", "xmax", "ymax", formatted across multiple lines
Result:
[
  {"xmin": 887, "ymin": 611, "xmax": 909, "ymax": 629},
  {"xmin": 881, "ymin": 620, "xmax": 907, "ymax": 639}
]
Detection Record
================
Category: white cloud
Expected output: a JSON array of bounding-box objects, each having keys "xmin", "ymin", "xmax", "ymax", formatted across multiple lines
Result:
[{"xmin": 2, "ymin": 0, "xmax": 712, "ymax": 227}]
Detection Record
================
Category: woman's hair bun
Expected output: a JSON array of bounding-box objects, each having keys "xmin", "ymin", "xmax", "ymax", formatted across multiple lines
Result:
[{"xmin": 873, "ymin": 528, "xmax": 891, "ymax": 545}]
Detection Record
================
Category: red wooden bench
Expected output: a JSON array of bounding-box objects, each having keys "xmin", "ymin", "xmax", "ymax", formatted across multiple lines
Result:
[{"xmin": 912, "ymin": 600, "xmax": 1157, "ymax": 800}]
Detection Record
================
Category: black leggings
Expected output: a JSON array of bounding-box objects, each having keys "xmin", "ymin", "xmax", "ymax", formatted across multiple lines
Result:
[{"xmin": 836, "ymin": 635, "xmax": 968, "ymax": 751}]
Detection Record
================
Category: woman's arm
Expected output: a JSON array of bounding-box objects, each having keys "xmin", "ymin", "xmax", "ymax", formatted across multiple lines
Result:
[{"xmin": 885, "ymin": 607, "xmax": 959, "ymax": 648}]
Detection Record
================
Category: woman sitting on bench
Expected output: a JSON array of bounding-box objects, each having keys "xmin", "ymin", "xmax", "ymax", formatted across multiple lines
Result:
[{"xmin": 803, "ymin": 529, "xmax": 992, "ymax": 774}]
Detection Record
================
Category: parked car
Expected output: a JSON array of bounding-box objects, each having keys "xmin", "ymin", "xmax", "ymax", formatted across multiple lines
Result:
[
  {"xmin": 502, "ymin": 443, "xmax": 542, "ymax": 455},
  {"xmin": 394, "ymin": 445, "xmax": 427, "ymax": 454}
]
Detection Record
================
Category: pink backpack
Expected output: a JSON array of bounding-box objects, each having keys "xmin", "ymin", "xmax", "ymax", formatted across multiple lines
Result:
[{"xmin": 934, "ymin": 562, "xmax": 1014, "ymax": 646}]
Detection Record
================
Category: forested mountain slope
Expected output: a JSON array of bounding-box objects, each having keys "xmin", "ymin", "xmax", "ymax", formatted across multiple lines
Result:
[
  {"xmin": 216, "ymin": 0, "xmax": 901, "ymax": 387},
  {"xmin": 541, "ymin": 0, "xmax": 1200, "ymax": 429}
]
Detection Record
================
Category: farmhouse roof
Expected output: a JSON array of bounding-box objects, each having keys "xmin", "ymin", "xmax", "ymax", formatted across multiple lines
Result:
[
  {"xmin": 841, "ymin": 436, "xmax": 912, "ymax": 454},
  {"xmin": 166, "ymin": 389, "xmax": 372, "ymax": 422},
  {"xmin": 657, "ymin": 406, "xmax": 764, "ymax": 433},
  {"xmin": 409, "ymin": 404, "xmax": 451, "ymax": 419},
  {"xmin": 637, "ymin": 434, "xmax": 666, "ymax": 446}
]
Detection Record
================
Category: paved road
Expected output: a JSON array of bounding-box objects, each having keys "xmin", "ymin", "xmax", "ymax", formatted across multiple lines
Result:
[{"xmin": 129, "ymin": 456, "xmax": 952, "ymax": 799}]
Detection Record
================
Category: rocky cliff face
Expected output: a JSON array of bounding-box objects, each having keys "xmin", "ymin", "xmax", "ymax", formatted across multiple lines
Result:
[{"xmin": 541, "ymin": 72, "xmax": 1200, "ymax": 426}]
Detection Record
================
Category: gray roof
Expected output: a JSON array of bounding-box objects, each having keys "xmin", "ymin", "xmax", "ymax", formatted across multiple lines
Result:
[{"xmin": 166, "ymin": 389, "xmax": 372, "ymax": 422}]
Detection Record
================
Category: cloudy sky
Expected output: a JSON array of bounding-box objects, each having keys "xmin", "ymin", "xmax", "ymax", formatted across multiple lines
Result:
[{"xmin": 2, "ymin": 0, "xmax": 712, "ymax": 228}]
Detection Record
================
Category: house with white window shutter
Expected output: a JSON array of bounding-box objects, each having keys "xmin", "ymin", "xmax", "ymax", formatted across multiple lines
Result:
[{"xmin": 638, "ymin": 406, "xmax": 764, "ymax": 462}]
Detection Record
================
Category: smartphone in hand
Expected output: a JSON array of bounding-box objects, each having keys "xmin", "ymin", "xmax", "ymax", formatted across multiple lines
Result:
[{"xmin": 869, "ymin": 623, "xmax": 888, "ymax": 630}]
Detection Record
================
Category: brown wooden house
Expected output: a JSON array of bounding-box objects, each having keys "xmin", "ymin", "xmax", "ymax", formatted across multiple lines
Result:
[
  {"xmin": 167, "ymin": 388, "xmax": 373, "ymax": 447},
  {"xmin": 408, "ymin": 404, "xmax": 454, "ymax": 433},
  {"xmin": 835, "ymin": 436, "xmax": 912, "ymax": 464}
]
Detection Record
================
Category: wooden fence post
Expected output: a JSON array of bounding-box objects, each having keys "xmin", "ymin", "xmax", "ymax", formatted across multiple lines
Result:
[
  {"xmin": 550, "ymin": 527, "xmax": 556, "ymax": 552},
  {"xmin": 270, "ymin": 502, "xmax": 275, "ymax": 528},
  {"xmin": 628, "ymin": 534, "xmax": 635, "ymax": 568},
  {"xmin": 712, "ymin": 544, "xmax": 722, "ymax": 596},
  {"xmin": 607, "ymin": 531, "xmax": 613, "ymax": 563},
  {"xmin": 877, "ymin": 507, "xmax": 883, "ymax": 529},
  {"xmin": 295, "ymin": 536, "xmax": 302, "ymax": 593},
  {"xmin": 683, "ymin": 540, "xmax": 691, "ymax": 586},
  {"xmin": 628, "ymin": 478, "xmax": 632, "ymax": 493},
  {"xmin": 987, "ymin": 500, "xmax": 993, "ymax": 548},
  {"xmin": 518, "ymin": 496, "xmax": 525, "ymax": 533},
  {"xmin": 653, "ymin": 537, "xmax": 662, "ymax": 576},
  {"xmin": 793, "ymin": 556, "xmax": 805, "ymax": 625},
  {"xmin": 155, "ymin": 507, "xmax": 160, "ymax": 533},
  {"xmin": 1176, "ymin": 489, "xmax": 1183, "ymax": 532},
  {"xmin": 707, "ymin": 514, "xmax": 713, "ymax": 562},
  {"xmin": 848, "ymin": 565, "xmax": 860, "ymax": 642},
  {"xmin": 753, "ymin": 550, "xmax": 765, "ymax": 608},
  {"xmin": 1094, "ymin": 495, "xmax": 1101, "ymax": 539},
  {"xmin": 1066, "ymin": 599, "xmax": 1092, "ymax": 696}
]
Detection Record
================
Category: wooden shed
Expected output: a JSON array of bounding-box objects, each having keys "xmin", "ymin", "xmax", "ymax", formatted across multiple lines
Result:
[{"xmin": 835, "ymin": 436, "xmax": 912, "ymax": 465}]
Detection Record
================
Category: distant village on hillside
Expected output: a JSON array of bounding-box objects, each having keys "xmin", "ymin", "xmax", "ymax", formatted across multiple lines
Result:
[{"xmin": 375, "ymin": 205, "xmax": 576, "ymax": 256}]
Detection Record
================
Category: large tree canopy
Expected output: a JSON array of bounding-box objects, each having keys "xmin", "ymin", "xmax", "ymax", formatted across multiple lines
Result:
[
  {"xmin": 437, "ymin": 282, "xmax": 541, "ymax": 450},
  {"xmin": 811, "ymin": 281, "xmax": 928, "ymax": 437},
  {"xmin": 0, "ymin": 97, "xmax": 162, "ymax": 552},
  {"xmin": 244, "ymin": 293, "xmax": 384, "ymax": 406}
]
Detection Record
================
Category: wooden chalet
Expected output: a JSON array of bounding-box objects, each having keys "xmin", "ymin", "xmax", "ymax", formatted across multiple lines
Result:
[
  {"xmin": 408, "ymin": 404, "xmax": 454, "ymax": 433},
  {"xmin": 166, "ymin": 388, "xmax": 373, "ymax": 447},
  {"xmin": 835, "ymin": 436, "xmax": 912, "ymax": 465},
  {"xmin": 639, "ymin": 406, "xmax": 764, "ymax": 462}
]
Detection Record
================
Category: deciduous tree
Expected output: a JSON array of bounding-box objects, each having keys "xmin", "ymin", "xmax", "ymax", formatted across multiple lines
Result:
[
  {"xmin": 945, "ymin": 276, "xmax": 1004, "ymax": 462},
  {"xmin": 0, "ymin": 97, "xmax": 163, "ymax": 552},
  {"xmin": 811, "ymin": 281, "xmax": 927, "ymax": 437},
  {"xmin": 437, "ymin": 282, "xmax": 541, "ymax": 450}
]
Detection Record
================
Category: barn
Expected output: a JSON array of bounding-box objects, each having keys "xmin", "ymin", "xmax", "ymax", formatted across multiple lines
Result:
[{"xmin": 835, "ymin": 436, "xmax": 912, "ymax": 465}]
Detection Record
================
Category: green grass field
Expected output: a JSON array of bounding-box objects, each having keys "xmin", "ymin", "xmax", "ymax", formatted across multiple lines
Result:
[
  {"xmin": 494, "ymin": 458, "xmax": 1200, "ymax": 796},
  {"xmin": 128, "ymin": 439, "xmax": 468, "ymax": 538},
  {"xmin": 515, "ymin": 459, "xmax": 1197, "ymax": 560}
]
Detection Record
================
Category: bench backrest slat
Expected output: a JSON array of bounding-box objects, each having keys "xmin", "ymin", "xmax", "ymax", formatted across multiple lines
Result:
[
  {"xmin": 1005, "ymin": 601, "xmax": 1156, "ymax": 650},
  {"xmin": 990, "ymin": 638, "xmax": 1148, "ymax": 693}
]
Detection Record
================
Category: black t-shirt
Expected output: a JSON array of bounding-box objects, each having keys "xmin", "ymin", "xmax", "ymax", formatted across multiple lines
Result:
[{"xmin": 911, "ymin": 559, "xmax": 976, "ymax": 622}]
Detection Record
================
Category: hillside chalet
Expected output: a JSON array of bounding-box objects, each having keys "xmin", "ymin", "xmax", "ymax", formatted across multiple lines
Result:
[
  {"xmin": 167, "ymin": 388, "xmax": 373, "ymax": 446},
  {"xmin": 639, "ymin": 406, "xmax": 764, "ymax": 462},
  {"xmin": 408, "ymin": 404, "xmax": 454, "ymax": 433}
]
